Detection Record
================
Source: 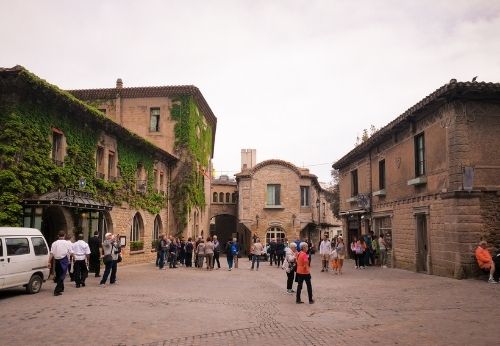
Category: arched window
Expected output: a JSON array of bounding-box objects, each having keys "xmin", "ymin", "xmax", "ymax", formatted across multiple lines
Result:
[
  {"xmin": 130, "ymin": 212, "xmax": 143, "ymax": 243},
  {"xmin": 213, "ymin": 192, "xmax": 218, "ymax": 203},
  {"xmin": 232, "ymin": 193, "xmax": 237, "ymax": 203},
  {"xmin": 153, "ymin": 215, "xmax": 162, "ymax": 241},
  {"xmin": 266, "ymin": 227, "xmax": 286, "ymax": 246},
  {"xmin": 219, "ymin": 192, "xmax": 224, "ymax": 203},
  {"xmin": 225, "ymin": 193, "xmax": 230, "ymax": 203}
]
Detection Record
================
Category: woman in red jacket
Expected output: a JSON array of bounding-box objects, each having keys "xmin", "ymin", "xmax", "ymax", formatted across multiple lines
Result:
[
  {"xmin": 296, "ymin": 242, "xmax": 314, "ymax": 304},
  {"xmin": 475, "ymin": 240, "xmax": 497, "ymax": 284}
]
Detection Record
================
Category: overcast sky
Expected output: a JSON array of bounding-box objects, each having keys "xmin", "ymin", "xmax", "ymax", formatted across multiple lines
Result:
[{"xmin": 2, "ymin": 0, "xmax": 500, "ymax": 183}]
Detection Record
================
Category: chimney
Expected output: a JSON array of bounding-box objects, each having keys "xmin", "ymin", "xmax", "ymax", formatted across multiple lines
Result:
[
  {"xmin": 116, "ymin": 78, "xmax": 123, "ymax": 89},
  {"xmin": 241, "ymin": 149, "xmax": 256, "ymax": 171}
]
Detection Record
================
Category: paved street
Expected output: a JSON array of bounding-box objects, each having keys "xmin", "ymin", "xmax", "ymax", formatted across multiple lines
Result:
[{"xmin": 1, "ymin": 256, "xmax": 499, "ymax": 346}]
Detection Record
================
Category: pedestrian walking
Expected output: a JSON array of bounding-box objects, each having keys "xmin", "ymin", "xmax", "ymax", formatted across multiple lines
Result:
[
  {"xmin": 335, "ymin": 236, "xmax": 346, "ymax": 275},
  {"xmin": 205, "ymin": 237, "xmax": 214, "ymax": 270},
  {"xmin": 268, "ymin": 238, "xmax": 277, "ymax": 266},
  {"xmin": 226, "ymin": 238, "xmax": 234, "ymax": 271},
  {"xmin": 276, "ymin": 239, "xmax": 285, "ymax": 267},
  {"xmin": 71, "ymin": 233, "xmax": 90, "ymax": 288},
  {"xmin": 194, "ymin": 236, "xmax": 202, "ymax": 268},
  {"xmin": 250, "ymin": 238, "xmax": 264, "ymax": 270},
  {"xmin": 155, "ymin": 234, "xmax": 163, "ymax": 267},
  {"xmin": 232, "ymin": 238, "xmax": 240, "ymax": 268},
  {"xmin": 169, "ymin": 238, "xmax": 178, "ymax": 268},
  {"xmin": 48, "ymin": 231, "xmax": 73, "ymax": 296},
  {"xmin": 212, "ymin": 235, "xmax": 221, "ymax": 269},
  {"xmin": 319, "ymin": 234, "xmax": 331, "ymax": 272},
  {"xmin": 296, "ymin": 242, "xmax": 314, "ymax": 304},
  {"xmin": 284, "ymin": 242, "xmax": 298, "ymax": 294},
  {"xmin": 196, "ymin": 239, "xmax": 205, "ymax": 269},
  {"xmin": 88, "ymin": 231, "xmax": 101, "ymax": 277},
  {"xmin": 159, "ymin": 234, "xmax": 168, "ymax": 270}
]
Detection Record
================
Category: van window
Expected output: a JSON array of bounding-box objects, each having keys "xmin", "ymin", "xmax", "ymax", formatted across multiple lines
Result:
[
  {"xmin": 0, "ymin": 239, "xmax": 3, "ymax": 256},
  {"xmin": 6, "ymin": 238, "xmax": 30, "ymax": 256},
  {"xmin": 32, "ymin": 237, "xmax": 48, "ymax": 256}
]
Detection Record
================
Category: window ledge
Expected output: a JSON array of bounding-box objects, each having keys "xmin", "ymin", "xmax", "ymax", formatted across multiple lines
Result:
[
  {"xmin": 130, "ymin": 250, "xmax": 145, "ymax": 255},
  {"xmin": 264, "ymin": 205, "xmax": 284, "ymax": 209},
  {"xmin": 346, "ymin": 197, "xmax": 357, "ymax": 203},
  {"xmin": 373, "ymin": 189, "xmax": 386, "ymax": 197},
  {"xmin": 407, "ymin": 176, "xmax": 427, "ymax": 186}
]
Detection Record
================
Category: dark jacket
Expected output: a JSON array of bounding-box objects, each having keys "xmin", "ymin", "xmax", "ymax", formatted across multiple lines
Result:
[{"xmin": 89, "ymin": 236, "xmax": 101, "ymax": 257}]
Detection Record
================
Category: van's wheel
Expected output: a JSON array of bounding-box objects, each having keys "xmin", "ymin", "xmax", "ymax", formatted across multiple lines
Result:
[{"xmin": 26, "ymin": 274, "xmax": 43, "ymax": 294}]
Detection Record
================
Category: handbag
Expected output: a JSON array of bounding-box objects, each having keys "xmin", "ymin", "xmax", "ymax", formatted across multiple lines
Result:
[
  {"xmin": 103, "ymin": 254, "xmax": 112, "ymax": 264},
  {"xmin": 117, "ymin": 254, "xmax": 122, "ymax": 263}
]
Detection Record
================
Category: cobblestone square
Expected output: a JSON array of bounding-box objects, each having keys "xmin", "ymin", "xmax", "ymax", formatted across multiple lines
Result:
[{"xmin": 1, "ymin": 257, "xmax": 499, "ymax": 345}]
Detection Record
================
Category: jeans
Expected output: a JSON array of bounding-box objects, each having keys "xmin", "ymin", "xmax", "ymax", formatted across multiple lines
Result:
[
  {"xmin": 158, "ymin": 250, "xmax": 165, "ymax": 269},
  {"xmin": 296, "ymin": 273, "xmax": 313, "ymax": 302},
  {"xmin": 100, "ymin": 260, "xmax": 117, "ymax": 284},
  {"xmin": 169, "ymin": 253, "xmax": 177, "ymax": 268},
  {"xmin": 276, "ymin": 253, "xmax": 284, "ymax": 267},
  {"xmin": 227, "ymin": 256, "xmax": 234, "ymax": 269},
  {"xmin": 251, "ymin": 254, "xmax": 260, "ymax": 269}
]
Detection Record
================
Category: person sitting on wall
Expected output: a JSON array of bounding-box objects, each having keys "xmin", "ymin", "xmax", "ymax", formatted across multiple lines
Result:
[{"xmin": 475, "ymin": 240, "xmax": 497, "ymax": 284}]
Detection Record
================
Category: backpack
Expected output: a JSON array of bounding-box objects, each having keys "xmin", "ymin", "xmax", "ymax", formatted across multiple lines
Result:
[{"xmin": 231, "ymin": 243, "xmax": 238, "ymax": 256}]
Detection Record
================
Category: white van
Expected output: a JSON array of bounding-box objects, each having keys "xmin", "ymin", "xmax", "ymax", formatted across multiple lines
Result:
[{"xmin": 0, "ymin": 227, "xmax": 51, "ymax": 294}]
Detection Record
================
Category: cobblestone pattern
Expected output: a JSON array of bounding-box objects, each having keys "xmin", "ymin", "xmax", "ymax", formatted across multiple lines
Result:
[{"xmin": 1, "ymin": 257, "xmax": 499, "ymax": 346}]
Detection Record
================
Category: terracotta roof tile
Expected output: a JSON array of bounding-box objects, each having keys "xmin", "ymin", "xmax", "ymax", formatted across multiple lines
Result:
[{"xmin": 333, "ymin": 80, "xmax": 500, "ymax": 169}]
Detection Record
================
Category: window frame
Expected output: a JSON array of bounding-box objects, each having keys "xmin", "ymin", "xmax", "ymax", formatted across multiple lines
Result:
[
  {"xmin": 300, "ymin": 186, "xmax": 310, "ymax": 207},
  {"xmin": 351, "ymin": 170, "xmax": 358, "ymax": 197},
  {"xmin": 31, "ymin": 237, "xmax": 48, "ymax": 256},
  {"xmin": 266, "ymin": 184, "xmax": 281, "ymax": 206},
  {"xmin": 6, "ymin": 237, "xmax": 30, "ymax": 256},
  {"xmin": 414, "ymin": 133, "xmax": 425, "ymax": 177},
  {"xmin": 150, "ymin": 108, "xmax": 160, "ymax": 132},
  {"xmin": 213, "ymin": 192, "xmax": 218, "ymax": 203},
  {"xmin": 379, "ymin": 159, "xmax": 386, "ymax": 190}
]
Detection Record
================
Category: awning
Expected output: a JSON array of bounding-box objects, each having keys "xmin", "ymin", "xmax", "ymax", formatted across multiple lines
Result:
[{"xmin": 23, "ymin": 188, "xmax": 112, "ymax": 211}]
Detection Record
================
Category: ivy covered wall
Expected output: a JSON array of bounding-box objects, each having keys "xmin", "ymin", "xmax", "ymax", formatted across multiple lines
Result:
[
  {"xmin": 0, "ymin": 69, "xmax": 167, "ymax": 226},
  {"xmin": 170, "ymin": 96, "xmax": 213, "ymax": 231}
]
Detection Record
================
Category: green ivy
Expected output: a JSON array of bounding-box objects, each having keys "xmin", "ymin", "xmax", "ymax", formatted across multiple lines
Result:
[
  {"xmin": 170, "ymin": 96, "xmax": 212, "ymax": 231},
  {"xmin": 0, "ymin": 71, "xmax": 166, "ymax": 225}
]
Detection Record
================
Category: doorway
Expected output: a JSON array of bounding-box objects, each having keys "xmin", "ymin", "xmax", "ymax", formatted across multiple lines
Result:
[{"xmin": 416, "ymin": 214, "xmax": 428, "ymax": 272}]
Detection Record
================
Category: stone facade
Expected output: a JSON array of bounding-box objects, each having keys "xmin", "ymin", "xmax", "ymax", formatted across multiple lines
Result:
[
  {"xmin": 236, "ymin": 159, "xmax": 340, "ymax": 252},
  {"xmin": 68, "ymin": 80, "xmax": 217, "ymax": 242},
  {"xmin": 0, "ymin": 66, "xmax": 179, "ymax": 266},
  {"xmin": 333, "ymin": 81, "xmax": 500, "ymax": 278}
]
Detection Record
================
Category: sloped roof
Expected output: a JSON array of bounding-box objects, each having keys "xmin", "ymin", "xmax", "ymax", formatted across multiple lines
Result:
[
  {"xmin": 235, "ymin": 159, "xmax": 331, "ymax": 194},
  {"xmin": 333, "ymin": 80, "xmax": 500, "ymax": 169},
  {"xmin": 67, "ymin": 83, "xmax": 217, "ymax": 155},
  {"xmin": 0, "ymin": 65, "xmax": 178, "ymax": 164}
]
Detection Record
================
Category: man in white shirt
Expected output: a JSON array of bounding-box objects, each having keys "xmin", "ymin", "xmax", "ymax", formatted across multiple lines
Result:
[
  {"xmin": 319, "ymin": 234, "xmax": 332, "ymax": 272},
  {"xmin": 72, "ymin": 233, "xmax": 91, "ymax": 288},
  {"xmin": 48, "ymin": 231, "xmax": 73, "ymax": 296}
]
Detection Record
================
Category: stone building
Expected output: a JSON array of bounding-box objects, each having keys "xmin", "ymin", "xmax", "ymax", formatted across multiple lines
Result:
[
  {"xmin": 333, "ymin": 80, "xmax": 500, "ymax": 278},
  {"xmin": 0, "ymin": 66, "xmax": 183, "ymax": 264},
  {"xmin": 235, "ymin": 150, "xmax": 340, "ymax": 253},
  {"xmin": 67, "ymin": 78, "xmax": 217, "ymax": 241},
  {"xmin": 209, "ymin": 175, "xmax": 238, "ymax": 244}
]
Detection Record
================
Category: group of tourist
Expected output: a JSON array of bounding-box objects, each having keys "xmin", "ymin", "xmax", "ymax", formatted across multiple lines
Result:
[
  {"xmin": 349, "ymin": 231, "xmax": 388, "ymax": 269},
  {"xmin": 155, "ymin": 235, "xmax": 241, "ymax": 271},
  {"xmin": 48, "ymin": 230, "xmax": 121, "ymax": 296}
]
